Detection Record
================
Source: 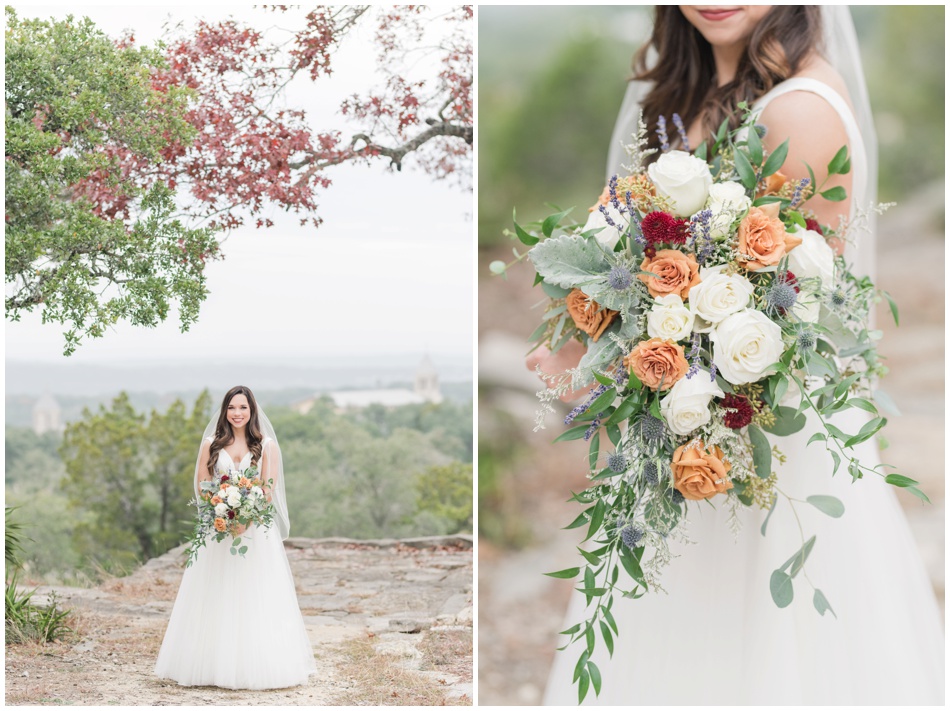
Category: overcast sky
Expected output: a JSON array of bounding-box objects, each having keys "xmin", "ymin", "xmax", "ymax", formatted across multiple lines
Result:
[{"xmin": 5, "ymin": 5, "xmax": 473, "ymax": 364}]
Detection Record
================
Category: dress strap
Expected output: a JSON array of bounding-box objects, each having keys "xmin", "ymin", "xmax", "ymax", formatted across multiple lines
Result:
[{"xmin": 752, "ymin": 77, "xmax": 867, "ymax": 220}]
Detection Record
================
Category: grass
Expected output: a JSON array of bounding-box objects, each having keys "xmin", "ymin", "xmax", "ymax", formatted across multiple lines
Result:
[{"xmin": 5, "ymin": 574, "xmax": 73, "ymax": 644}]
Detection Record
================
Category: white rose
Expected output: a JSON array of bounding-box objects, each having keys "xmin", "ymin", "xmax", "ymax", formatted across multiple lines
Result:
[
  {"xmin": 226, "ymin": 488, "xmax": 242, "ymax": 507},
  {"xmin": 705, "ymin": 181, "xmax": 751, "ymax": 239},
  {"xmin": 792, "ymin": 292, "xmax": 820, "ymax": 323},
  {"xmin": 787, "ymin": 227, "xmax": 835, "ymax": 286},
  {"xmin": 660, "ymin": 373, "xmax": 725, "ymax": 436},
  {"xmin": 646, "ymin": 294, "xmax": 695, "ymax": 341},
  {"xmin": 711, "ymin": 310, "xmax": 785, "ymax": 385},
  {"xmin": 581, "ymin": 203, "xmax": 627, "ymax": 250},
  {"xmin": 214, "ymin": 502, "xmax": 228, "ymax": 517},
  {"xmin": 688, "ymin": 265, "xmax": 755, "ymax": 333},
  {"xmin": 647, "ymin": 150, "xmax": 713, "ymax": 217}
]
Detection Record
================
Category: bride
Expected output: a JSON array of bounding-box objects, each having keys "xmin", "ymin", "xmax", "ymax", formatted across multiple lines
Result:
[
  {"xmin": 154, "ymin": 385, "xmax": 316, "ymax": 689},
  {"xmin": 538, "ymin": 6, "xmax": 944, "ymax": 705}
]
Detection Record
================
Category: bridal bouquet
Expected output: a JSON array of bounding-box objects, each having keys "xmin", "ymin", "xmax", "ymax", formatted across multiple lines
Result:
[
  {"xmin": 185, "ymin": 465, "xmax": 276, "ymax": 567},
  {"xmin": 493, "ymin": 107, "xmax": 922, "ymax": 702}
]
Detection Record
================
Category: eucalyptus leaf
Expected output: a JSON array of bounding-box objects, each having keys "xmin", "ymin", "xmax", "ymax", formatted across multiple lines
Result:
[
  {"xmin": 806, "ymin": 495, "xmax": 845, "ymax": 518},
  {"xmin": 748, "ymin": 424, "xmax": 772, "ymax": 479},
  {"xmin": 769, "ymin": 569, "xmax": 794, "ymax": 608},
  {"xmin": 760, "ymin": 497, "xmax": 778, "ymax": 537},
  {"xmin": 764, "ymin": 407, "xmax": 807, "ymax": 436},
  {"xmin": 813, "ymin": 588, "xmax": 836, "ymax": 618}
]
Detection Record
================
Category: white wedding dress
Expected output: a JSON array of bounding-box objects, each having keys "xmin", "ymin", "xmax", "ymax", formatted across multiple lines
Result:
[
  {"xmin": 154, "ymin": 441, "xmax": 316, "ymax": 689},
  {"xmin": 543, "ymin": 79, "xmax": 945, "ymax": 705}
]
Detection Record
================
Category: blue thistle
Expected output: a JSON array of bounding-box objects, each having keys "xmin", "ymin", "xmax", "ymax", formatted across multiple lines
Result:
[
  {"xmin": 670, "ymin": 488, "xmax": 685, "ymax": 505},
  {"xmin": 608, "ymin": 265, "xmax": 632, "ymax": 290},
  {"xmin": 643, "ymin": 460, "xmax": 659, "ymax": 485},
  {"xmin": 764, "ymin": 280, "xmax": 798, "ymax": 313},
  {"xmin": 607, "ymin": 451, "xmax": 628, "ymax": 473},
  {"xmin": 796, "ymin": 329, "xmax": 817, "ymax": 351},
  {"xmin": 830, "ymin": 288, "xmax": 847, "ymax": 308},
  {"xmin": 637, "ymin": 414, "xmax": 665, "ymax": 443},
  {"xmin": 620, "ymin": 525, "xmax": 644, "ymax": 549}
]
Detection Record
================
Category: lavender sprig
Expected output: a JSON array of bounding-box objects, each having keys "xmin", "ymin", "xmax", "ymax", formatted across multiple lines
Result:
[
  {"xmin": 564, "ymin": 383, "xmax": 608, "ymax": 426},
  {"xmin": 672, "ymin": 113, "xmax": 689, "ymax": 152},
  {"xmin": 686, "ymin": 332, "xmax": 702, "ymax": 379},
  {"xmin": 656, "ymin": 115, "xmax": 671, "ymax": 152},
  {"xmin": 790, "ymin": 177, "xmax": 811, "ymax": 209},
  {"xmin": 584, "ymin": 414, "xmax": 603, "ymax": 441}
]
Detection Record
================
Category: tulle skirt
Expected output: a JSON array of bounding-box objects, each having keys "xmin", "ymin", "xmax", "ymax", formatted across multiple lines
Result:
[
  {"xmin": 544, "ymin": 409, "xmax": 945, "ymax": 705},
  {"xmin": 154, "ymin": 522, "xmax": 316, "ymax": 689}
]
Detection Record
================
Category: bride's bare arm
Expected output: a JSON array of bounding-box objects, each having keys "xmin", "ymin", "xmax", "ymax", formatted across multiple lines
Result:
[
  {"xmin": 196, "ymin": 439, "xmax": 212, "ymax": 490},
  {"xmin": 261, "ymin": 439, "xmax": 278, "ymax": 503},
  {"xmin": 759, "ymin": 91, "xmax": 852, "ymax": 254}
]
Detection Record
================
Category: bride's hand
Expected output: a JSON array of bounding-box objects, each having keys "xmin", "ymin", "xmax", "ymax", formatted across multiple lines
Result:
[
  {"xmin": 234, "ymin": 522, "xmax": 248, "ymax": 535},
  {"xmin": 526, "ymin": 339, "xmax": 588, "ymax": 403}
]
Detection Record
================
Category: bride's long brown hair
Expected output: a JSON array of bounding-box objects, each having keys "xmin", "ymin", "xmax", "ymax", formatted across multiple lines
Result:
[
  {"xmin": 208, "ymin": 385, "xmax": 263, "ymax": 477},
  {"xmin": 635, "ymin": 6, "xmax": 823, "ymax": 154}
]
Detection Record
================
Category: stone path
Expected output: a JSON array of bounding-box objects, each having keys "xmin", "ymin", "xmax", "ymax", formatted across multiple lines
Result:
[{"xmin": 5, "ymin": 536, "xmax": 473, "ymax": 706}]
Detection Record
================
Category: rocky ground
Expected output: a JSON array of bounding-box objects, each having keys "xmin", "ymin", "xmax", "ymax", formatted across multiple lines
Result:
[
  {"xmin": 477, "ymin": 185, "xmax": 946, "ymax": 705},
  {"xmin": 5, "ymin": 536, "xmax": 473, "ymax": 706}
]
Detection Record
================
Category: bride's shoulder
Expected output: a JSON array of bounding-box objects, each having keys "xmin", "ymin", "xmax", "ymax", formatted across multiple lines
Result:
[{"xmin": 758, "ymin": 56, "xmax": 850, "ymax": 155}]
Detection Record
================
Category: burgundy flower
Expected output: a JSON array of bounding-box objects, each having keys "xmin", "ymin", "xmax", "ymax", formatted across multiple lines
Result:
[
  {"xmin": 641, "ymin": 211, "xmax": 679, "ymax": 245},
  {"xmin": 783, "ymin": 270, "xmax": 800, "ymax": 294},
  {"xmin": 220, "ymin": 474, "xmax": 230, "ymax": 482},
  {"xmin": 721, "ymin": 393, "xmax": 754, "ymax": 429},
  {"xmin": 644, "ymin": 245, "xmax": 657, "ymax": 259},
  {"xmin": 805, "ymin": 218, "xmax": 823, "ymax": 235},
  {"xmin": 227, "ymin": 510, "xmax": 236, "ymax": 520}
]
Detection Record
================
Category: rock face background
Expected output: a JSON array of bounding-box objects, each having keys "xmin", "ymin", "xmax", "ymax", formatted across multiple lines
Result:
[
  {"xmin": 477, "ymin": 186, "xmax": 946, "ymax": 705},
  {"xmin": 5, "ymin": 536, "xmax": 473, "ymax": 706}
]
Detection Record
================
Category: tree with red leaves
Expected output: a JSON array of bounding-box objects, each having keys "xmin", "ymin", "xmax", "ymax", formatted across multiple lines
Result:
[{"xmin": 5, "ymin": 6, "xmax": 472, "ymax": 354}]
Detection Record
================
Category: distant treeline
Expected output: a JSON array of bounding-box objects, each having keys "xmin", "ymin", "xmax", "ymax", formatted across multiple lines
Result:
[
  {"xmin": 5, "ymin": 392, "xmax": 473, "ymax": 584},
  {"xmin": 5, "ymin": 381, "xmax": 473, "ymax": 429}
]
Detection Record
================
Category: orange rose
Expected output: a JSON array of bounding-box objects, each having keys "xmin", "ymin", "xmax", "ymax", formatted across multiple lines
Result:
[
  {"xmin": 638, "ymin": 249, "xmax": 701, "ymax": 299},
  {"xmin": 736, "ymin": 203, "xmax": 802, "ymax": 270},
  {"xmin": 756, "ymin": 170, "xmax": 788, "ymax": 198},
  {"xmin": 671, "ymin": 440, "xmax": 733, "ymax": 501},
  {"xmin": 566, "ymin": 289, "xmax": 618, "ymax": 343},
  {"xmin": 211, "ymin": 496, "xmax": 222, "ymax": 505},
  {"xmin": 220, "ymin": 482, "xmax": 230, "ymax": 490},
  {"xmin": 213, "ymin": 518, "xmax": 227, "ymax": 532},
  {"xmin": 623, "ymin": 338, "xmax": 688, "ymax": 391},
  {"xmin": 251, "ymin": 478, "xmax": 262, "ymax": 487},
  {"xmin": 238, "ymin": 477, "xmax": 251, "ymax": 488}
]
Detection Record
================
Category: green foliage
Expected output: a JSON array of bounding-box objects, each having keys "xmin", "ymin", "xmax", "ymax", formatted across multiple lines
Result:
[
  {"xmin": 7, "ymin": 395, "xmax": 472, "ymax": 580},
  {"xmin": 854, "ymin": 5, "xmax": 945, "ymax": 202},
  {"xmin": 4, "ymin": 508, "xmax": 73, "ymax": 645},
  {"xmin": 5, "ymin": 9, "xmax": 217, "ymax": 355},
  {"xmin": 5, "ymin": 572, "xmax": 72, "ymax": 645},
  {"xmin": 479, "ymin": 31, "xmax": 629, "ymax": 248},
  {"xmin": 58, "ymin": 391, "xmax": 211, "ymax": 567},
  {"xmin": 414, "ymin": 462, "xmax": 473, "ymax": 534},
  {"xmin": 5, "ymin": 507, "xmax": 26, "ymax": 572}
]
